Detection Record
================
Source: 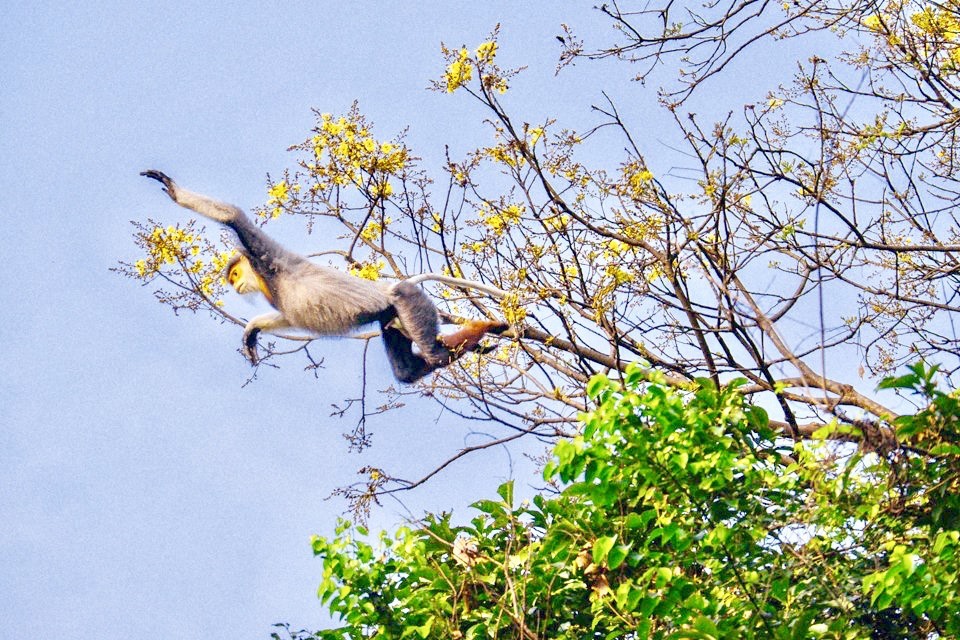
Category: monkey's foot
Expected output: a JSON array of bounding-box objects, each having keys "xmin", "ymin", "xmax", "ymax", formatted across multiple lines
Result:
[
  {"xmin": 440, "ymin": 319, "xmax": 510, "ymax": 354},
  {"xmin": 482, "ymin": 321, "xmax": 510, "ymax": 335}
]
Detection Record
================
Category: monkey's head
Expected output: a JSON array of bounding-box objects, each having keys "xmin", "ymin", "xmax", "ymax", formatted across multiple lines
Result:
[{"xmin": 226, "ymin": 253, "xmax": 273, "ymax": 304}]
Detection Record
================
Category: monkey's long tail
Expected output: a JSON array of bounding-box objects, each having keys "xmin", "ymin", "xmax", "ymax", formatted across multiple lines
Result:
[{"xmin": 401, "ymin": 273, "xmax": 508, "ymax": 299}]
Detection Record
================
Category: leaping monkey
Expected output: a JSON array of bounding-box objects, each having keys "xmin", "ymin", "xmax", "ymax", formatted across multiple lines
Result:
[{"xmin": 141, "ymin": 170, "xmax": 507, "ymax": 383}]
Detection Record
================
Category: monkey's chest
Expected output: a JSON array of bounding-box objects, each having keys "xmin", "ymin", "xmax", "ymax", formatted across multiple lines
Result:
[{"xmin": 274, "ymin": 276, "xmax": 390, "ymax": 336}]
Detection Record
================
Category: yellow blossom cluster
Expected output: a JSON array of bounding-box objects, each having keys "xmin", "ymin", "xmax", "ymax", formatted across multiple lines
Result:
[
  {"xmin": 442, "ymin": 40, "xmax": 507, "ymax": 94},
  {"xmin": 499, "ymin": 291, "xmax": 528, "ymax": 324},
  {"xmin": 263, "ymin": 180, "xmax": 295, "ymax": 219},
  {"xmin": 619, "ymin": 216, "xmax": 662, "ymax": 244},
  {"xmin": 196, "ymin": 249, "xmax": 236, "ymax": 299},
  {"xmin": 132, "ymin": 225, "xmax": 232, "ymax": 304},
  {"xmin": 605, "ymin": 264, "xmax": 636, "ymax": 285},
  {"xmin": 864, "ymin": 4, "xmax": 960, "ymax": 68},
  {"xmin": 603, "ymin": 239, "xmax": 633, "ymax": 258},
  {"xmin": 211, "ymin": 250, "xmax": 236, "ymax": 282},
  {"xmin": 543, "ymin": 213, "xmax": 571, "ymax": 232},
  {"xmin": 349, "ymin": 260, "xmax": 384, "ymax": 281},
  {"xmin": 134, "ymin": 225, "xmax": 199, "ymax": 277},
  {"xmin": 359, "ymin": 217, "xmax": 392, "ymax": 243},
  {"xmin": 464, "ymin": 239, "xmax": 489, "ymax": 254},
  {"xmin": 621, "ymin": 161, "xmax": 655, "ymax": 200},
  {"xmin": 444, "ymin": 48, "xmax": 473, "ymax": 92},
  {"xmin": 527, "ymin": 126, "xmax": 545, "ymax": 146},
  {"xmin": 480, "ymin": 202, "xmax": 525, "ymax": 236},
  {"xmin": 481, "ymin": 135, "xmax": 525, "ymax": 168},
  {"xmin": 306, "ymin": 112, "xmax": 409, "ymax": 196},
  {"xmin": 645, "ymin": 263, "xmax": 665, "ymax": 283},
  {"xmin": 268, "ymin": 180, "xmax": 289, "ymax": 203},
  {"xmin": 910, "ymin": 5, "xmax": 960, "ymax": 37},
  {"xmin": 476, "ymin": 41, "xmax": 498, "ymax": 64},
  {"xmin": 911, "ymin": 5, "xmax": 960, "ymax": 68}
]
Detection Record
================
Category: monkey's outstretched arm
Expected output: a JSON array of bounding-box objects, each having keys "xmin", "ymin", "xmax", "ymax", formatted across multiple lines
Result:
[
  {"xmin": 141, "ymin": 170, "xmax": 303, "ymax": 278},
  {"xmin": 241, "ymin": 312, "xmax": 292, "ymax": 365},
  {"xmin": 141, "ymin": 170, "xmax": 244, "ymax": 223}
]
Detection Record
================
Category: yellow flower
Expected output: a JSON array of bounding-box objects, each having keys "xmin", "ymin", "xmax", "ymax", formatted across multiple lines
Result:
[
  {"xmin": 444, "ymin": 48, "xmax": 473, "ymax": 92},
  {"xmin": 476, "ymin": 41, "xmax": 498, "ymax": 64},
  {"xmin": 370, "ymin": 181, "xmax": 394, "ymax": 198},
  {"xmin": 862, "ymin": 14, "xmax": 882, "ymax": 32},
  {"xmin": 349, "ymin": 261, "xmax": 384, "ymax": 281},
  {"xmin": 606, "ymin": 264, "xmax": 635, "ymax": 284},
  {"xmin": 911, "ymin": 7, "xmax": 959, "ymax": 37},
  {"xmin": 544, "ymin": 214, "xmax": 571, "ymax": 232},
  {"xmin": 360, "ymin": 221, "xmax": 383, "ymax": 242},
  {"xmin": 267, "ymin": 180, "xmax": 289, "ymax": 204},
  {"xmin": 499, "ymin": 292, "xmax": 527, "ymax": 324},
  {"xmin": 622, "ymin": 162, "xmax": 654, "ymax": 199},
  {"xmin": 606, "ymin": 239, "xmax": 630, "ymax": 256},
  {"xmin": 481, "ymin": 203, "xmax": 524, "ymax": 235}
]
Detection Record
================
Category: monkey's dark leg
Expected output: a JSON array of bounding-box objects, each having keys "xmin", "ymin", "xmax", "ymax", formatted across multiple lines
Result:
[
  {"xmin": 381, "ymin": 325, "xmax": 434, "ymax": 383},
  {"xmin": 388, "ymin": 281, "xmax": 451, "ymax": 366}
]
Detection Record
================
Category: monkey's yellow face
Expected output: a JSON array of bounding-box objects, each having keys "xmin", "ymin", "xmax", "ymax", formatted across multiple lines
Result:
[{"xmin": 227, "ymin": 257, "xmax": 264, "ymax": 296}]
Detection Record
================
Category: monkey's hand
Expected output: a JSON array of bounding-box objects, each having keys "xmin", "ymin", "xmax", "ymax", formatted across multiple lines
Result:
[
  {"xmin": 239, "ymin": 313, "xmax": 289, "ymax": 366},
  {"xmin": 140, "ymin": 169, "xmax": 178, "ymax": 201},
  {"xmin": 241, "ymin": 327, "xmax": 261, "ymax": 366}
]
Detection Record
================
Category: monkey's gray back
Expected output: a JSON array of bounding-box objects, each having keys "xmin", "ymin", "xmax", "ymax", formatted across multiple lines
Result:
[{"xmin": 274, "ymin": 262, "xmax": 391, "ymax": 334}]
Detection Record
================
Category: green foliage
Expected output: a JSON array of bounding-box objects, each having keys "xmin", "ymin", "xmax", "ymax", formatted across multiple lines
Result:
[{"xmin": 305, "ymin": 364, "xmax": 960, "ymax": 638}]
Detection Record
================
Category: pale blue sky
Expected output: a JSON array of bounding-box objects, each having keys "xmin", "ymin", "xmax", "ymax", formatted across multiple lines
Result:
[
  {"xmin": 0, "ymin": 3, "xmax": 806, "ymax": 639},
  {"xmin": 0, "ymin": 4, "xmax": 638, "ymax": 639}
]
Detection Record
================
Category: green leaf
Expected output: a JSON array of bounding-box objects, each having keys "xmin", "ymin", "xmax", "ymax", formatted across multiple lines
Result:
[
  {"xmin": 472, "ymin": 499, "xmax": 504, "ymax": 516},
  {"xmin": 607, "ymin": 543, "xmax": 631, "ymax": 570},
  {"xmin": 625, "ymin": 509, "xmax": 657, "ymax": 530},
  {"xmin": 790, "ymin": 611, "xmax": 816, "ymax": 640},
  {"xmin": 692, "ymin": 616, "xmax": 719, "ymax": 637},
  {"xmin": 593, "ymin": 535, "xmax": 617, "ymax": 565},
  {"xmin": 877, "ymin": 373, "xmax": 918, "ymax": 390},
  {"xmin": 415, "ymin": 616, "xmax": 434, "ymax": 638},
  {"xmin": 553, "ymin": 439, "xmax": 577, "ymax": 466},
  {"xmin": 497, "ymin": 480, "xmax": 514, "ymax": 505},
  {"xmin": 587, "ymin": 374, "xmax": 613, "ymax": 399}
]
